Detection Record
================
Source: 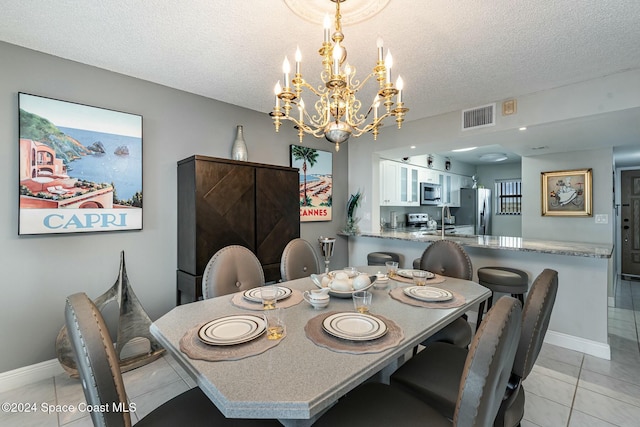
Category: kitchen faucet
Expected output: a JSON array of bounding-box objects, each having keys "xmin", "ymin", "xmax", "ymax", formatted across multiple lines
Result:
[{"xmin": 441, "ymin": 204, "xmax": 451, "ymax": 239}]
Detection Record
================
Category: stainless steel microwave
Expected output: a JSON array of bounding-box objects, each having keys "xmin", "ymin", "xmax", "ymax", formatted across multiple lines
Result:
[{"xmin": 420, "ymin": 183, "xmax": 442, "ymax": 205}]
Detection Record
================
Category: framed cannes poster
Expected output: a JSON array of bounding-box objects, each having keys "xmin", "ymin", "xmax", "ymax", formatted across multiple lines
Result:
[
  {"xmin": 18, "ymin": 93, "xmax": 143, "ymax": 234},
  {"xmin": 290, "ymin": 145, "xmax": 332, "ymax": 222}
]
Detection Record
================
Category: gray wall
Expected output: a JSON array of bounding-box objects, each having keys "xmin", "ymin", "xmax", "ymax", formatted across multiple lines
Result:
[
  {"xmin": 521, "ymin": 148, "xmax": 614, "ymax": 244},
  {"xmin": 0, "ymin": 41, "xmax": 348, "ymax": 373}
]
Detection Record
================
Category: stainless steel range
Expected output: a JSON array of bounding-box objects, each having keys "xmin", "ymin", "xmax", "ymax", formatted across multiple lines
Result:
[{"xmin": 406, "ymin": 213, "xmax": 429, "ymax": 227}]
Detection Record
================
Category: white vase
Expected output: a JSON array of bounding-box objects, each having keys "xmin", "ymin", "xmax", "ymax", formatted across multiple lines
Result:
[{"xmin": 231, "ymin": 125, "xmax": 248, "ymax": 161}]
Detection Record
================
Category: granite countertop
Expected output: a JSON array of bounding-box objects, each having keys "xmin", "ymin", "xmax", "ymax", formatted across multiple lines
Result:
[{"xmin": 340, "ymin": 230, "xmax": 613, "ymax": 259}]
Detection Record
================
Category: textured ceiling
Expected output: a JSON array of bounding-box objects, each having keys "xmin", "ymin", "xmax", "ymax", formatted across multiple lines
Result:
[{"xmin": 1, "ymin": 0, "xmax": 639, "ymax": 164}]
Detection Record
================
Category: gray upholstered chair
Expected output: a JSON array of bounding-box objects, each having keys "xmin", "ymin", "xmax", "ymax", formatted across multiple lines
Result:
[
  {"xmin": 202, "ymin": 245, "xmax": 265, "ymax": 299},
  {"xmin": 419, "ymin": 240, "xmax": 474, "ymax": 349},
  {"xmin": 314, "ymin": 296, "xmax": 522, "ymax": 427},
  {"xmin": 64, "ymin": 292, "xmax": 279, "ymax": 427},
  {"xmin": 280, "ymin": 238, "xmax": 320, "ymax": 281},
  {"xmin": 391, "ymin": 269, "xmax": 558, "ymax": 427}
]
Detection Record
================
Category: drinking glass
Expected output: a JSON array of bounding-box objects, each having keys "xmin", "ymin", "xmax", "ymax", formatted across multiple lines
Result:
[
  {"xmin": 385, "ymin": 261, "xmax": 399, "ymax": 279},
  {"xmin": 353, "ymin": 291, "xmax": 372, "ymax": 314},
  {"xmin": 412, "ymin": 270, "xmax": 428, "ymax": 286},
  {"xmin": 260, "ymin": 285, "xmax": 278, "ymax": 310},
  {"xmin": 264, "ymin": 308, "xmax": 285, "ymax": 340}
]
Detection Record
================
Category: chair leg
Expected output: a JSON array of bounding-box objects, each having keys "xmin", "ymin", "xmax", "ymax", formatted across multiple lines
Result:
[
  {"xmin": 512, "ymin": 293, "xmax": 525, "ymax": 305},
  {"xmin": 475, "ymin": 301, "xmax": 485, "ymax": 332}
]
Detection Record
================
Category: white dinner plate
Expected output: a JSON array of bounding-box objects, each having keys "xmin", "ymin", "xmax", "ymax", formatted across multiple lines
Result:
[
  {"xmin": 322, "ymin": 312, "xmax": 388, "ymax": 341},
  {"xmin": 242, "ymin": 286, "xmax": 292, "ymax": 303},
  {"xmin": 403, "ymin": 286, "xmax": 453, "ymax": 302},
  {"xmin": 198, "ymin": 314, "xmax": 266, "ymax": 345},
  {"xmin": 397, "ymin": 269, "xmax": 435, "ymax": 280}
]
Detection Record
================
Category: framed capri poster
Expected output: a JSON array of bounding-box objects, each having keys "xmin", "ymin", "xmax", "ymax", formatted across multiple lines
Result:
[
  {"xmin": 290, "ymin": 145, "xmax": 332, "ymax": 222},
  {"xmin": 18, "ymin": 93, "xmax": 143, "ymax": 234}
]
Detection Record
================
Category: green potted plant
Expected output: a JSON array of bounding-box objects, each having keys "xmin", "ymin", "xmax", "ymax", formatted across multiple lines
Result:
[{"xmin": 344, "ymin": 190, "xmax": 362, "ymax": 234}]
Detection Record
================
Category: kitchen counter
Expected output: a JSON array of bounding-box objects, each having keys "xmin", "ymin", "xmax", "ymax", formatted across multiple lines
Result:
[
  {"xmin": 343, "ymin": 229, "xmax": 614, "ymax": 360},
  {"xmin": 341, "ymin": 229, "xmax": 613, "ymax": 259}
]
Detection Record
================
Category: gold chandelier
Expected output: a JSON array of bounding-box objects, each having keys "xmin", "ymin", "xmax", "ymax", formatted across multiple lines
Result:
[{"xmin": 270, "ymin": 0, "xmax": 408, "ymax": 151}]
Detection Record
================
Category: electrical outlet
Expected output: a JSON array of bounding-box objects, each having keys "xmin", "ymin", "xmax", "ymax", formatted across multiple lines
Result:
[{"xmin": 595, "ymin": 214, "xmax": 608, "ymax": 224}]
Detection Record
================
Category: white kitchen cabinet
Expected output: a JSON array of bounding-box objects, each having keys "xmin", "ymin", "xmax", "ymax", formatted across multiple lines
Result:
[
  {"xmin": 380, "ymin": 160, "xmax": 420, "ymax": 206},
  {"xmin": 420, "ymin": 168, "xmax": 439, "ymax": 184},
  {"xmin": 380, "ymin": 161, "xmax": 399, "ymax": 205}
]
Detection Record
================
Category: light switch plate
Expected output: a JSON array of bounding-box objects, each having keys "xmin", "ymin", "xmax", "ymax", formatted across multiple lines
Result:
[{"xmin": 595, "ymin": 214, "xmax": 608, "ymax": 224}]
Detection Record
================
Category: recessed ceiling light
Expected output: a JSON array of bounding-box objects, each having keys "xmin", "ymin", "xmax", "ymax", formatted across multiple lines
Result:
[
  {"xmin": 452, "ymin": 147, "xmax": 477, "ymax": 152},
  {"xmin": 479, "ymin": 153, "xmax": 508, "ymax": 162},
  {"xmin": 519, "ymin": 127, "xmax": 527, "ymax": 131},
  {"xmin": 410, "ymin": 145, "xmax": 416, "ymax": 149}
]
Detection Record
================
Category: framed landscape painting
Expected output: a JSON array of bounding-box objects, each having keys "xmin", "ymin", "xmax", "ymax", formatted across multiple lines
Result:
[
  {"xmin": 290, "ymin": 145, "xmax": 332, "ymax": 222},
  {"xmin": 18, "ymin": 93, "xmax": 143, "ymax": 234},
  {"xmin": 541, "ymin": 168, "xmax": 592, "ymax": 216}
]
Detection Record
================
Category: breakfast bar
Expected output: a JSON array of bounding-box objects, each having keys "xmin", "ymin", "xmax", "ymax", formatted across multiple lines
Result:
[{"xmin": 345, "ymin": 230, "xmax": 614, "ymax": 360}]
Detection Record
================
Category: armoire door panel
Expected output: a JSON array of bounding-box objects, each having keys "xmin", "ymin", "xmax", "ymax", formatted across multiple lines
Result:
[{"xmin": 256, "ymin": 168, "xmax": 299, "ymax": 265}]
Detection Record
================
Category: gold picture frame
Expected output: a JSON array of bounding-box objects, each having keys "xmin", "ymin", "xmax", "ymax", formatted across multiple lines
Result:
[{"xmin": 541, "ymin": 169, "xmax": 592, "ymax": 216}]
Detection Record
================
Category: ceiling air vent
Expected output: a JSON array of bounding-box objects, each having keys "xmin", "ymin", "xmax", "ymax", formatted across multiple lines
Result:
[{"xmin": 462, "ymin": 103, "xmax": 496, "ymax": 130}]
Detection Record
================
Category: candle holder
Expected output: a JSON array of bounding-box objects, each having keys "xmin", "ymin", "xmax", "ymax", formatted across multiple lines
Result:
[{"xmin": 318, "ymin": 236, "xmax": 336, "ymax": 274}]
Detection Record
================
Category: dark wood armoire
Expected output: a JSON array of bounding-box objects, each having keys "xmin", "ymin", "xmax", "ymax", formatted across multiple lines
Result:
[{"xmin": 177, "ymin": 155, "xmax": 300, "ymax": 304}]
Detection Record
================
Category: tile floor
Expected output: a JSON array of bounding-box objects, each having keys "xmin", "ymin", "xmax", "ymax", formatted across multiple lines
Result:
[{"xmin": 2, "ymin": 277, "xmax": 639, "ymax": 427}]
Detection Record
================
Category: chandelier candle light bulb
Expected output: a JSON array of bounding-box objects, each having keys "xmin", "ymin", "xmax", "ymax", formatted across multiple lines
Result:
[
  {"xmin": 295, "ymin": 47, "xmax": 302, "ymax": 75},
  {"xmin": 283, "ymin": 57, "xmax": 290, "ymax": 88},
  {"xmin": 271, "ymin": 0, "xmax": 408, "ymax": 150},
  {"xmin": 385, "ymin": 50, "xmax": 393, "ymax": 84}
]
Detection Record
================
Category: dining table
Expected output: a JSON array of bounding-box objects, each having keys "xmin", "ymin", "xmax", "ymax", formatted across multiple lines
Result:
[{"xmin": 150, "ymin": 266, "xmax": 491, "ymax": 426}]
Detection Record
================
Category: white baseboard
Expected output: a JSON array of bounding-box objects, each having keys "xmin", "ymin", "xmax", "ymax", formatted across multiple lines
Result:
[
  {"xmin": 0, "ymin": 358, "xmax": 64, "ymax": 394},
  {"xmin": 0, "ymin": 337, "xmax": 154, "ymax": 394},
  {"xmin": 544, "ymin": 330, "xmax": 611, "ymax": 360}
]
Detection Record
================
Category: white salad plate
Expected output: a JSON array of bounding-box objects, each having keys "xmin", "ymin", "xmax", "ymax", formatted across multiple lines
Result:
[
  {"xmin": 403, "ymin": 286, "xmax": 453, "ymax": 302},
  {"xmin": 397, "ymin": 269, "xmax": 435, "ymax": 280},
  {"xmin": 242, "ymin": 286, "xmax": 292, "ymax": 303},
  {"xmin": 322, "ymin": 312, "xmax": 388, "ymax": 341},
  {"xmin": 198, "ymin": 314, "xmax": 266, "ymax": 346}
]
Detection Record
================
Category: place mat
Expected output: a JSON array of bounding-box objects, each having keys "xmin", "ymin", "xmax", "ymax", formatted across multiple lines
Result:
[
  {"xmin": 304, "ymin": 311, "xmax": 404, "ymax": 354},
  {"xmin": 388, "ymin": 287, "xmax": 466, "ymax": 309},
  {"xmin": 180, "ymin": 321, "xmax": 285, "ymax": 361},
  {"xmin": 231, "ymin": 289, "xmax": 303, "ymax": 311},
  {"xmin": 391, "ymin": 273, "xmax": 446, "ymax": 285}
]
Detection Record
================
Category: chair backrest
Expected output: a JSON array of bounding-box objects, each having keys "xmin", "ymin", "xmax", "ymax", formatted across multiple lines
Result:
[
  {"xmin": 280, "ymin": 238, "xmax": 320, "ymax": 281},
  {"xmin": 65, "ymin": 293, "xmax": 130, "ymax": 427},
  {"xmin": 202, "ymin": 245, "xmax": 265, "ymax": 299},
  {"xmin": 420, "ymin": 240, "xmax": 473, "ymax": 280},
  {"xmin": 454, "ymin": 296, "xmax": 522, "ymax": 427},
  {"xmin": 513, "ymin": 268, "xmax": 558, "ymax": 380}
]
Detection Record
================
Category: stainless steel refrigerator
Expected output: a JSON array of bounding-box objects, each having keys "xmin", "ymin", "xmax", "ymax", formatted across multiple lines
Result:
[{"xmin": 457, "ymin": 188, "xmax": 491, "ymax": 235}]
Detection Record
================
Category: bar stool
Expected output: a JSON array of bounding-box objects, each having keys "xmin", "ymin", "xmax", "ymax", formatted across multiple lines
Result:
[
  {"xmin": 476, "ymin": 266, "xmax": 528, "ymax": 331},
  {"xmin": 367, "ymin": 252, "xmax": 401, "ymax": 266}
]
